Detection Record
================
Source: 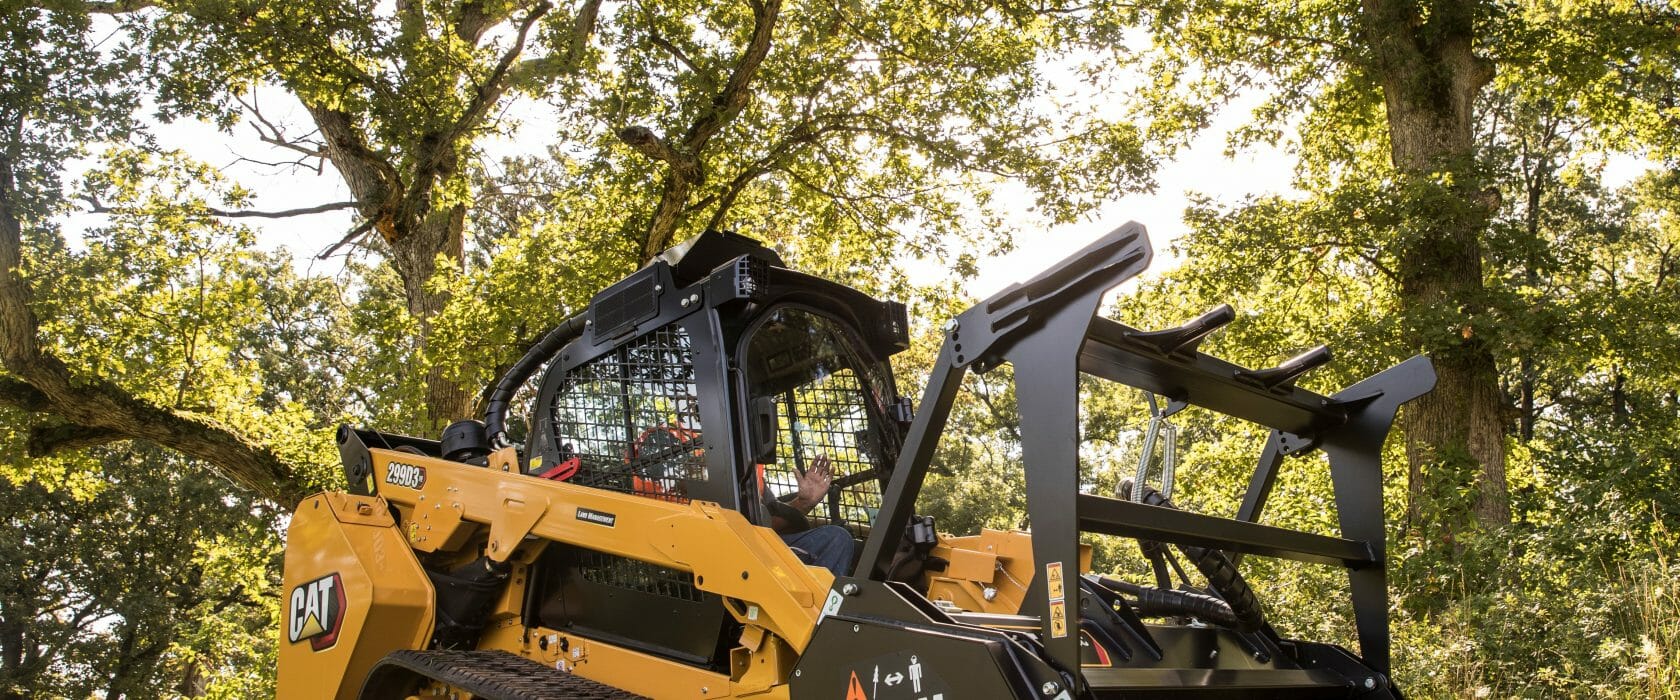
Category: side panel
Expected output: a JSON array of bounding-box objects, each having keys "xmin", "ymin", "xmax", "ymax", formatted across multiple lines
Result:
[{"xmin": 277, "ymin": 493, "xmax": 435, "ymax": 700}]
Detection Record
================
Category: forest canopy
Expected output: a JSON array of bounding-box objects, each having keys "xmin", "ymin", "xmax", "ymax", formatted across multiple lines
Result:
[{"xmin": 1, "ymin": 0, "xmax": 1676, "ymax": 696}]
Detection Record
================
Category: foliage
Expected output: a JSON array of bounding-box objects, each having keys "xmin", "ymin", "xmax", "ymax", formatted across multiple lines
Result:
[
  {"xmin": 0, "ymin": 444, "xmax": 281, "ymax": 699},
  {"xmin": 0, "ymin": 0, "xmax": 1675, "ymax": 697}
]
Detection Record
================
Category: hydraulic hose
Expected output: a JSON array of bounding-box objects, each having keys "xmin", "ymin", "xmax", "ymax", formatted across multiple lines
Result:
[
  {"xmin": 1119, "ymin": 478, "xmax": 1265, "ymax": 632},
  {"xmin": 483, "ymin": 313, "xmax": 589, "ymax": 448},
  {"xmin": 1092, "ymin": 574, "xmax": 1241, "ymax": 628}
]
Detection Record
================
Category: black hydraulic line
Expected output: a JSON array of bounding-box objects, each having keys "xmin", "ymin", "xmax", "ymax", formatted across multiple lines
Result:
[
  {"xmin": 1091, "ymin": 575, "xmax": 1241, "ymax": 628},
  {"xmin": 483, "ymin": 313, "xmax": 589, "ymax": 448},
  {"xmin": 1138, "ymin": 539, "xmax": 1173, "ymax": 590},
  {"xmin": 1119, "ymin": 478, "xmax": 1265, "ymax": 632}
]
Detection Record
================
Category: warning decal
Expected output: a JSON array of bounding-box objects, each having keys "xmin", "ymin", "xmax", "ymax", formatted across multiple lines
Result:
[
  {"xmin": 845, "ymin": 670, "xmax": 869, "ymax": 700},
  {"xmin": 1045, "ymin": 561, "xmax": 1069, "ymax": 638},
  {"xmin": 829, "ymin": 651, "xmax": 947, "ymax": 700},
  {"xmin": 1049, "ymin": 600, "xmax": 1068, "ymax": 637}
]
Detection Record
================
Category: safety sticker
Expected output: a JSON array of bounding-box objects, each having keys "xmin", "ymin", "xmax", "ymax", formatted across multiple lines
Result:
[
  {"xmin": 834, "ymin": 651, "xmax": 947, "ymax": 700},
  {"xmin": 845, "ymin": 670, "xmax": 868, "ymax": 700},
  {"xmin": 1045, "ymin": 561, "xmax": 1068, "ymax": 638},
  {"xmin": 1049, "ymin": 600, "xmax": 1069, "ymax": 638}
]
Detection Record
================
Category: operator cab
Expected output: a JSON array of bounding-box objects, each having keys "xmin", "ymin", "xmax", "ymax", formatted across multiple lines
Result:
[
  {"xmin": 519, "ymin": 231, "xmax": 911, "ymax": 669},
  {"xmin": 523, "ymin": 230, "xmax": 909, "ymax": 532}
]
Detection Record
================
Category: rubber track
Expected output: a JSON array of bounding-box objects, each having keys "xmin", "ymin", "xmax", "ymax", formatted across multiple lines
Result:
[{"xmin": 370, "ymin": 649, "xmax": 645, "ymax": 699}]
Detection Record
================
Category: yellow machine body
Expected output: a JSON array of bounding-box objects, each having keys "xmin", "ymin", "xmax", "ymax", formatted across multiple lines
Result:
[
  {"xmin": 277, "ymin": 492, "xmax": 436, "ymax": 700},
  {"xmin": 279, "ymin": 446, "xmax": 846, "ymax": 699}
]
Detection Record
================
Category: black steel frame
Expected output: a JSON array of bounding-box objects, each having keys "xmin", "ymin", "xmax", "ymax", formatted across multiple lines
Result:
[{"xmin": 858, "ymin": 222, "xmax": 1435, "ymax": 693}]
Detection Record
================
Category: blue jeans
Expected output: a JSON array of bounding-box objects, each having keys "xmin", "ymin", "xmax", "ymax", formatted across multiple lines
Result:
[{"xmin": 780, "ymin": 525, "xmax": 855, "ymax": 576}]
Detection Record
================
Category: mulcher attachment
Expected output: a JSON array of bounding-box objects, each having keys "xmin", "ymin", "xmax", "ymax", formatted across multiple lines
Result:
[{"xmin": 855, "ymin": 222, "xmax": 1435, "ymax": 697}]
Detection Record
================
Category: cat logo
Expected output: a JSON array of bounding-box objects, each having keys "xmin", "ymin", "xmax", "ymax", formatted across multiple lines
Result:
[
  {"xmin": 287, "ymin": 573, "xmax": 346, "ymax": 652},
  {"xmin": 385, "ymin": 461, "xmax": 427, "ymax": 490}
]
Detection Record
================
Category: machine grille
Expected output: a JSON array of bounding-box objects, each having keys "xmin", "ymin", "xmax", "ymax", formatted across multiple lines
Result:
[{"xmin": 574, "ymin": 549, "xmax": 704, "ymax": 602}]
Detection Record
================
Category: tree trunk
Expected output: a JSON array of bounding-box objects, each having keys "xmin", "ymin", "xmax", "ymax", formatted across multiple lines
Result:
[
  {"xmin": 1362, "ymin": 0, "xmax": 1511, "ymax": 539},
  {"xmin": 306, "ymin": 101, "xmax": 478, "ymax": 435},
  {"xmin": 388, "ymin": 205, "xmax": 474, "ymax": 431}
]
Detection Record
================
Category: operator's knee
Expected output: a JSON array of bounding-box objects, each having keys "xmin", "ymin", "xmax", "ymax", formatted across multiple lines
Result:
[{"xmin": 782, "ymin": 525, "xmax": 856, "ymax": 577}]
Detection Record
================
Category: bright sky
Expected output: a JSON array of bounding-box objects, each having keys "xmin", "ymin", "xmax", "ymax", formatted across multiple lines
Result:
[{"xmin": 91, "ymin": 84, "xmax": 1294, "ymax": 301}]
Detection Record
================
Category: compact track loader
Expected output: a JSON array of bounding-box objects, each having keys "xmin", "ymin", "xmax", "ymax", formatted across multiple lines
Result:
[{"xmin": 277, "ymin": 223, "xmax": 1435, "ymax": 699}]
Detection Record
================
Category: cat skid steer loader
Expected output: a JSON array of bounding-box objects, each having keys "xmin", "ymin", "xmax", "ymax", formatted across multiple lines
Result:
[{"xmin": 276, "ymin": 223, "xmax": 1434, "ymax": 699}]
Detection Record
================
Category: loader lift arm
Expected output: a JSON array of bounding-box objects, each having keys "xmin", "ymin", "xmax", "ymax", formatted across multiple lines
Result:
[{"xmin": 856, "ymin": 222, "xmax": 1434, "ymax": 696}]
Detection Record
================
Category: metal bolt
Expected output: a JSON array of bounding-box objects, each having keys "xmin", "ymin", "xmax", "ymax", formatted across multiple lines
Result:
[
  {"xmin": 689, "ymin": 293, "xmax": 700, "ymax": 305},
  {"xmin": 983, "ymin": 586, "xmax": 998, "ymax": 601},
  {"xmin": 794, "ymin": 670, "xmax": 802, "ymax": 677},
  {"xmin": 944, "ymin": 319, "xmax": 959, "ymax": 331},
  {"xmin": 1041, "ymin": 681, "xmax": 1060, "ymax": 695},
  {"xmin": 1208, "ymin": 649, "xmax": 1219, "ymax": 660},
  {"xmin": 681, "ymin": 297, "xmax": 691, "ymax": 307},
  {"xmin": 1363, "ymin": 677, "xmax": 1377, "ymax": 690},
  {"xmin": 851, "ymin": 624, "xmax": 860, "ymax": 632},
  {"xmin": 654, "ymin": 285, "xmax": 663, "ymax": 293},
  {"xmin": 841, "ymin": 583, "xmax": 859, "ymax": 596}
]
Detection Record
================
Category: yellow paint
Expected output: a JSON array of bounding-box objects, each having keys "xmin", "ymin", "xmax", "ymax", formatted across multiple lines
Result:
[
  {"xmin": 276, "ymin": 494, "xmax": 435, "ymax": 700},
  {"xmin": 278, "ymin": 447, "xmax": 833, "ymax": 698}
]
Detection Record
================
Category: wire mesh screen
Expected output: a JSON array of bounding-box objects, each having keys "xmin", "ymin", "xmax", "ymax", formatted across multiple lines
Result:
[
  {"xmin": 759, "ymin": 368, "xmax": 884, "ymax": 537},
  {"xmin": 744, "ymin": 307, "xmax": 896, "ymax": 540},
  {"xmin": 547, "ymin": 324, "xmax": 705, "ymax": 501},
  {"xmin": 574, "ymin": 549, "xmax": 704, "ymax": 602}
]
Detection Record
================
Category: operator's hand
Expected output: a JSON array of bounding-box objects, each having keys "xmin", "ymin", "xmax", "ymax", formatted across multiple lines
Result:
[{"xmin": 791, "ymin": 455, "xmax": 833, "ymax": 513}]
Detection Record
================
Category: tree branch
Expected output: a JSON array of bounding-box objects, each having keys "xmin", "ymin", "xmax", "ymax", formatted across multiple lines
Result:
[
  {"xmin": 26, "ymin": 423, "xmax": 123, "ymax": 456},
  {"xmin": 82, "ymin": 194, "xmax": 361, "ymax": 219},
  {"xmin": 208, "ymin": 201, "xmax": 360, "ymax": 219},
  {"xmin": 616, "ymin": 125, "xmax": 679, "ymax": 164},
  {"xmin": 237, "ymin": 94, "xmax": 329, "ymax": 160},
  {"xmin": 85, "ymin": 0, "xmax": 159, "ymax": 13},
  {"xmin": 428, "ymin": 2, "xmax": 553, "ymax": 174},
  {"xmin": 1, "ymin": 151, "xmax": 307, "ymax": 505},
  {"xmin": 508, "ymin": 0, "xmax": 606, "ymax": 85},
  {"xmin": 680, "ymin": 0, "xmax": 781, "ymax": 152},
  {"xmin": 634, "ymin": 0, "xmax": 783, "ymax": 259},
  {"xmin": 316, "ymin": 218, "xmax": 378, "ymax": 259}
]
